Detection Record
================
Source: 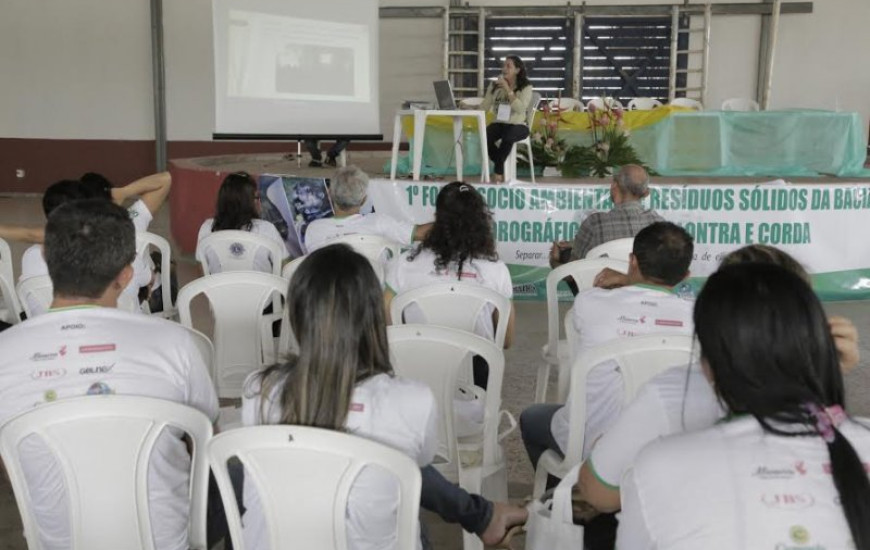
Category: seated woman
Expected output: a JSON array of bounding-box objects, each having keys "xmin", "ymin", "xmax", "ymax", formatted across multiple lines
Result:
[
  {"xmin": 384, "ymin": 182, "xmax": 516, "ymax": 384},
  {"xmin": 197, "ymin": 172, "xmax": 288, "ymax": 273},
  {"xmin": 241, "ymin": 244, "xmax": 525, "ymax": 549},
  {"xmin": 479, "ymin": 55, "xmax": 534, "ymax": 183},
  {"xmin": 617, "ymin": 262, "xmax": 870, "ymax": 549}
]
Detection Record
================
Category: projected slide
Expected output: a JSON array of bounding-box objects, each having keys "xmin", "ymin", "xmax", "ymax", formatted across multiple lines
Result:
[{"xmin": 227, "ymin": 11, "xmax": 370, "ymax": 103}]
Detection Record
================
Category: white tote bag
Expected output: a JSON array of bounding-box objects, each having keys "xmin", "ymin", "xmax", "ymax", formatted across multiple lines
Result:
[{"xmin": 524, "ymin": 464, "xmax": 585, "ymax": 549}]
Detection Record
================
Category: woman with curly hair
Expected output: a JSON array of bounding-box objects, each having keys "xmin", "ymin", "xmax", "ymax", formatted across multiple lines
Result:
[{"xmin": 384, "ymin": 182, "xmax": 516, "ymax": 385}]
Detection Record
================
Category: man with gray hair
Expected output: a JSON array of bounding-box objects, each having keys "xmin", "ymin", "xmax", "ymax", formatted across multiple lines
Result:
[
  {"xmin": 304, "ymin": 165, "xmax": 431, "ymax": 252},
  {"xmin": 550, "ymin": 164, "xmax": 662, "ymax": 268}
]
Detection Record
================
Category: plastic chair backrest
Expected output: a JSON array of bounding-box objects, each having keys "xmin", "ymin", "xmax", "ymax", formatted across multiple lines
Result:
[
  {"xmin": 196, "ymin": 230, "xmax": 284, "ymax": 276},
  {"xmin": 0, "ymin": 237, "xmax": 14, "ymax": 289},
  {"xmin": 387, "ymin": 324, "xmax": 505, "ymax": 473},
  {"xmin": 526, "ymin": 91, "xmax": 542, "ymax": 126},
  {"xmin": 585, "ymin": 237, "xmax": 634, "ymax": 261},
  {"xmin": 323, "ymin": 234, "xmax": 400, "ymax": 283},
  {"xmin": 586, "ymin": 97, "xmax": 624, "ymax": 111},
  {"xmin": 721, "ymin": 97, "xmax": 760, "ymax": 112},
  {"xmin": 0, "ymin": 272, "xmax": 22, "ymax": 325},
  {"xmin": 208, "ymin": 425, "xmax": 422, "ymax": 550},
  {"xmin": 627, "ymin": 97, "xmax": 663, "ymax": 110},
  {"xmin": 280, "ymin": 255, "xmax": 306, "ymax": 284},
  {"xmin": 0, "ymin": 395, "xmax": 212, "ymax": 550},
  {"xmin": 390, "ymin": 282, "xmax": 511, "ymax": 348},
  {"xmin": 181, "ymin": 325, "xmax": 215, "ymax": 380},
  {"xmin": 562, "ymin": 334, "xmax": 695, "ymax": 466},
  {"xmin": 176, "ymin": 272, "xmax": 289, "ymax": 398},
  {"xmin": 136, "ymin": 232, "xmax": 175, "ymax": 318},
  {"xmin": 669, "ymin": 97, "xmax": 704, "ymax": 110},
  {"xmin": 16, "ymin": 275, "xmax": 53, "ymax": 318},
  {"xmin": 548, "ymin": 98, "xmax": 584, "ymax": 112}
]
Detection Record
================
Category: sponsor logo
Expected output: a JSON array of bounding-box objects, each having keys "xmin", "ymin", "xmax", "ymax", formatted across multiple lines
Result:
[
  {"xmin": 512, "ymin": 283, "xmax": 537, "ymax": 297},
  {"xmin": 616, "ymin": 329, "xmax": 640, "ymax": 337},
  {"xmin": 349, "ymin": 402, "xmax": 365, "ymax": 412},
  {"xmin": 761, "ymin": 493, "xmax": 815, "ymax": 510},
  {"xmin": 79, "ymin": 364, "xmax": 115, "ymax": 375},
  {"xmin": 654, "ymin": 319, "xmax": 684, "ymax": 327},
  {"xmin": 617, "ymin": 315, "xmax": 646, "ymax": 325},
  {"xmin": 61, "ymin": 323, "xmax": 85, "ymax": 331},
  {"xmin": 640, "ymin": 300, "xmax": 658, "ymax": 307},
  {"xmin": 79, "ymin": 344, "xmax": 116, "ymax": 354},
  {"xmin": 229, "ymin": 242, "xmax": 245, "ymax": 257},
  {"xmin": 458, "ymin": 272, "xmax": 479, "ymax": 280},
  {"xmin": 752, "ymin": 461, "xmax": 806, "ymax": 480},
  {"xmin": 86, "ymin": 382, "xmax": 114, "ymax": 396},
  {"xmin": 30, "ymin": 346, "xmax": 67, "ymax": 362},
  {"xmin": 31, "ymin": 368, "xmax": 67, "ymax": 380},
  {"xmin": 44, "ymin": 389, "xmax": 57, "ymax": 402}
]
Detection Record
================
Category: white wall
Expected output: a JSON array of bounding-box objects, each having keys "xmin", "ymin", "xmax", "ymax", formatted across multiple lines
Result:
[
  {"xmin": 0, "ymin": 0, "xmax": 153, "ymax": 140},
  {"xmin": 1, "ymin": 0, "xmax": 867, "ymax": 143}
]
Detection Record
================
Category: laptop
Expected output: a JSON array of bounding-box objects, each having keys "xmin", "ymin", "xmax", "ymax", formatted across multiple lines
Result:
[{"xmin": 433, "ymin": 80, "xmax": 457, "ymax": 110}]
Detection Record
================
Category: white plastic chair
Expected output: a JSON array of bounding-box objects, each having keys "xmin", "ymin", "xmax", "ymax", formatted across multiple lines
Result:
[
  {"xmin": 195, "ymin": 230, "xmax": 284, "ymax": 276},
  {"xmin": 0, "ymin": 238, "xmax": 22, "ymax": 324},
  {"xmin": 389, "ymin": 281, "xmax": 511, "ymax": 348},
  {"xmin": 533, "ymin": 334, "xmax": 695, "ymax": 497},
  {"xmin": 323, "ymin": 234, "xmax": 401, "ymax": 284},
  {"xmin": 388, "ymin": 324, "xmax": 512, "ymax": 550},
  {"xmin": 280, "ymin": 255, "xmax": 306, "ymax": 283},
  {"xmin": 547, "ymin": 98, "xmax": 584, "ymax": 112},
  {"xmin": 208, "ymin": 425, "xmax": 422, "ymax": 550},
  {"xmin": 504, "ymin": 91, "xmax": 542, "ymax": 183},
  {"xmin": 0, "ymin": 395, "xmax": 213, "ymax": 550},
  {"xmin": 536, "ymin": 258, "xmax": 629, "ymax": 404},
  {"xmin": 136, "ymin": 231, "xmax": 176, "ymax": 319},
  {"xmin": 627, "ymin": 97, "xmax": 663, "ymax": 110},
  {"xmin": 585, "ymin": 97, "xmax": 624, "ymax": 111},
  {"xmin": 721, "ymin": 97, "xmax": 760, "ymax": 112},
  {"xmin": 177, "ymin": 272, "xmax": 290, "ymax": 398},
  {"xmin": 585, "ymin": 237, "xmax": 634, "ymax": 261},
  {"xmin": 669, "ymin": 97, "xmax": 704, "ymax": 110}
]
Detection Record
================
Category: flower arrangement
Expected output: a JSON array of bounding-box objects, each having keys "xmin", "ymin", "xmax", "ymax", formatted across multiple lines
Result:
[
  {"xmin": 560, "ymin": 97, "xmax": 650, "ymax": 178},
  {"xmin": 518, "ymin": 100, "xmax": 568, "ymax": 170}
]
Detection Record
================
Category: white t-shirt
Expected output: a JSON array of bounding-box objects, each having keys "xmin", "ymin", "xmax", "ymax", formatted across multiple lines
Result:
[
  {"xmin": 241, "ymin": 372, "xmax": 438, "ymax": 550},
  {"xmin": 587, "ymin": 364, "xmax": 724, "ymax": 489},
  {"xmin": 551, "ymin": 284, "xmax": 694, "ymax": 458},
  {"xmin": 19, "ymin": 200, "xmax": 155, "ymax": 316},
  {"xmin": 304, "ymin": 213, "xmax": 416, "ymax": 253},
  {"xmin": 618, "ymin": 416, "xmax": 870, "ymax": 550},
  {"xmin": 385, "ymin": 248, "xmax": 513, "ymax": 342},
  {"xmin": 0, "ymin": 306, "xmax": 218, "ymax": 550},
  {"xmin": 197, "ymin": 218, "xmax": 288, "ymax": 274}
]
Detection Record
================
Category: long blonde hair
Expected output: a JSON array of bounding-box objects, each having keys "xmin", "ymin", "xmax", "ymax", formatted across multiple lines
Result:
[{"xmin": 253, "ymin": 244, "xmax": 393, "ymax": 428}]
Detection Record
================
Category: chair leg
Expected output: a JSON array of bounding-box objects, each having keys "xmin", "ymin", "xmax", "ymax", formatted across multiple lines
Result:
[
  {"xmin": 534, "ymin": 363, "xmax": 551, "ymax": 403},
  {"xmin": 526, "ymin": 141, "xmax": 536, "ymax": 184},
  {"xmin": 505, "ymin": 144, "xmax": 517, "ymax": 182}
]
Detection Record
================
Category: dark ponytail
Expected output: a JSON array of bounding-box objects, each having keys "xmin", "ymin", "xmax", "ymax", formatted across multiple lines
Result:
[{"xmin": 695, "ymin": 263, "xmax": 870, "ymax": 549}]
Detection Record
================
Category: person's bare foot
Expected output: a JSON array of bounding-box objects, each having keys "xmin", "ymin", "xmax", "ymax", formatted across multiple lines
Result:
[{"xmin": 480, "ymin": 501, "xmax": 529, "ymax": 547}]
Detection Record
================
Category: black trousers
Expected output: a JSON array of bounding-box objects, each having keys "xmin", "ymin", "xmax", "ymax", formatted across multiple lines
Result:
[{"xmin": 486, "ymin": 122, "xmax": 530, "ymax": 176}]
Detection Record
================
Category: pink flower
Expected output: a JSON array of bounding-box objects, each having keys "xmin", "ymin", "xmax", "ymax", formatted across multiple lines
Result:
[
  {"xmin": 587, "ymin": 102, "xmax": 597, "ymax": 113},
  {"xmin": 614, "ymin": 108, "xmax": 623, "ymax": 119},
  {"xmin": 546, "ymin": 138, "xmax": 554, "ymax": 146},
  {"xmin": 600, "ymin": 115, "xmax": 611, "ymax": 126}
]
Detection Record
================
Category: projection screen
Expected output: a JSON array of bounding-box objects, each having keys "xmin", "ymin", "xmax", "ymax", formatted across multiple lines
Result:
[{"xmin": 212, "ymin": 0, "xmax": 380, "ymax": 138}]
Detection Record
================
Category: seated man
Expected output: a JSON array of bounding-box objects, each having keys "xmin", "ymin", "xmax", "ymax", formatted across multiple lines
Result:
[
  {"xmin": 0, "ymin": 200, "xmax": 218, "ymax": 550},
  {"xmin": 549, "ymin": 164, "xmax": 662, "ymax": 267},
  {"xmin": 521, "ymin": 221, "xmax": 695, "ymax": 471},
  {"xmin": 304, "ymin": 166, "xmax": 431, "ymax": 252}
]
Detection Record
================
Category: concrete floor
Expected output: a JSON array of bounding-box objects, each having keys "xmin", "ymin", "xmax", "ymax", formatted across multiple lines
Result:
[{"xmin": 1, "ymin": 152, "xmax": 869, "ymax": 548}]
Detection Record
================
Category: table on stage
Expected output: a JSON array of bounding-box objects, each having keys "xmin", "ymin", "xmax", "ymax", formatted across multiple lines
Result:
[
  {"xmin": 389, "ymin": 109, "xmax": 490, "ymax": 182},
  {"xmin": 389, "ymin": 107, "xmax": 868, "ymax": 179}
]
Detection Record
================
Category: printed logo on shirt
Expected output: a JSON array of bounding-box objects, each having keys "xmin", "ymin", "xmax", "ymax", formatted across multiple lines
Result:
[
  {"xmin": 616, "ymin": 328, "xmax": 640, "ymax": 338},
  {"xmin": 752, "ymin": 461, "xmax": 807, "ymax": 480},
  {"xmin": 79, "ymin": 344, "xmax": 116, "ymax": 354},
  {"xmin": 640, "ymin": 300, "xmax": 658, "ymax": 307},
  {"xmin": 31, "ymin": 368, "xmax": 67, "ymax": 380},
  {"xmin": 230, "ymin": 242, "xmax": 246, "ymax": 257},
  {"xmin": 760, "ymin": 493, "xmax": 815, "ymax": 510},
  {"xmin": 30, "ymin": 346, "xmax": 67, "ymax": 362},
  {"xmin": 79, "ymin": 364, "xmax": 115, "ymax": 375},
  {"xmin": 61, "ymin": 323, "xmax": 85, "ymax": 331},
  {"xmin": 44, "ymin": 389, "xmax": 58, "ymax": 402},
  {"xmin": 86, "ymin": 382, "xmax": 114, "ymax": 395},
  {"xmin": 349, "ymin": 403, "xmax": 364, "ymax": 412},
  {"xmin": 654, "ymin": 319, "xmax": 684, "ymax": 327},
  {"xmin": 617, "ymin": 315, "xmax": 646, "ymax": 325}
]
